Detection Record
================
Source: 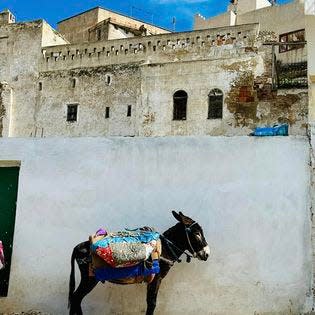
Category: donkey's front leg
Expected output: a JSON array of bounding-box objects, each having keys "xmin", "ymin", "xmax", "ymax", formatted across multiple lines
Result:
[{"xmin": 146, "ymin": 275, "xmax": 162, "ymax": 315}]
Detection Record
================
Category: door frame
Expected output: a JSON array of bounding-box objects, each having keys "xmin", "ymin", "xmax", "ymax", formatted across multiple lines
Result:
[{"xmin": 0, "ymin": 160, "xmax": 20, "ymax": 297}]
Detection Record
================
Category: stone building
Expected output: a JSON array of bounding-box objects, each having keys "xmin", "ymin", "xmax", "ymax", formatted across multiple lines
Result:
[
  {"xmin": 0, "ymin": 2, "xmax": 315, "ymax": 315},
  {"xmin": 57, "ymin": 7, "xmax": 170, "ymax": 44},
  {"xmin": 0, "ymin": 1, "xmax": 309, "ymax": 138}
]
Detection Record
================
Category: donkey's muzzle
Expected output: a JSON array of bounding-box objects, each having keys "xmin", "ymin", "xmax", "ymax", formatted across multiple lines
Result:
[{"xmin": 197, "ymin": 246, "xmax": 210, "ymax": 261}]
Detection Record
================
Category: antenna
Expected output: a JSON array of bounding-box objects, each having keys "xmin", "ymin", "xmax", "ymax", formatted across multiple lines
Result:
[{"xmin": 172, "ymin": 17, "xmax": 176, "ymax": 32}]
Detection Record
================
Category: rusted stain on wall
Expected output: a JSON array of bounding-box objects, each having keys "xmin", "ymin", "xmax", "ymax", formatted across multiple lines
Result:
[
  {"xmin": 226, "ymin": 72, "xmax": 308, "ymax": 131},
  {"xmin": 226, "ymin": 72, "xmax": 258, "ymax": 127}
]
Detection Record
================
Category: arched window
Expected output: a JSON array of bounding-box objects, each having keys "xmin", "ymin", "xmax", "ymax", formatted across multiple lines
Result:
[
  {"xmin": 173, "ymin": 90, "xmax": 188, "ymax": 120},
  {"xmin": 208, "ymin": 89, "xmax": 223, "ymax": 119}
]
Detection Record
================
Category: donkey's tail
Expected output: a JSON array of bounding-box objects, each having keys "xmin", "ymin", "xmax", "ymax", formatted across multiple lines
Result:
[{"xmin": 68, "ymin": 248, "xmax": 76, "ymax": 309}]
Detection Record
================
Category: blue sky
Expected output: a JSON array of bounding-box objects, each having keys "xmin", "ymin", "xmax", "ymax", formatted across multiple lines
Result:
[{"xmin": 1, "ymin": 0, "xmax": 292, "ymax": 32}]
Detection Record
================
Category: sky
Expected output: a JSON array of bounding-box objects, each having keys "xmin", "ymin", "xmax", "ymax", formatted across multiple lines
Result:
[{"xmin": 1, "ymin": 0, "xmax": 293, "ymax": 32}]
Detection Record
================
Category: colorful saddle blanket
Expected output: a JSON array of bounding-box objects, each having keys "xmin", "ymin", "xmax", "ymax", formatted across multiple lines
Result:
[
  {"xmin": 91, "ymin": 228, "xmax": 160, "ymax": 268},
  {"xmin": 90, "ymin": 228, "xmax": 161, "ymax": 282}
]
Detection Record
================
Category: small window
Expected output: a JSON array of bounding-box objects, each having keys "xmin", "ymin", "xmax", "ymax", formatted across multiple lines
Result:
[
  {"xmin": 39, "ymin": 82, "xmax": 42, "ymax": 91},
  {"xmin": 67, "ymin": 104, "xmax": 78, "ymax": 122},
  {"xmin": 173, "ymin": 90, "xmax": 188, "ymax": 121},
  {"xmin": 105, "ymin": 107, "xmax": 110, "ymax": 119},
  {"xmin": 72, "ymin": 78, "xmax": 76, "ymax": 88},
  {"xmin": 208, "ymin": 89, "xmax": 223, "ymax": 119},
  {"xmin": 105, "ymin": 74, "xmax": 112, "ymax": 85},
  {"xmin": 127, "ymin": 105, "xmax": 132, "ymax": 117}
]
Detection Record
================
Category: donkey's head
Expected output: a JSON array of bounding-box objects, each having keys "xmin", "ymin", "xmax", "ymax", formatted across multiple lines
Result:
[{"xmin": 172, "ymin": 211, "xmax": 210, "ymax": 261}]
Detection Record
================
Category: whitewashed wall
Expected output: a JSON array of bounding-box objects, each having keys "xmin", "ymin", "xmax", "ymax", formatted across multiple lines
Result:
[{"xmin": 0, "ymin": 136, "xmax": 312, "ymax": 315}]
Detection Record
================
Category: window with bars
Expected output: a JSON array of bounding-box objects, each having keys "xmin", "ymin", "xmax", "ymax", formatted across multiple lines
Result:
[
  {"xmin": 173, "ymin": 90, "xmax": 188, "ymax": 121},
  {"xmin": 67, "ymin": 104, "xmax": 78, "ymax": 122},
  {"xmin": 208, "ymin": 89, "xmax": 223, "ymax": 119},
  {"xmin": 279, "ymin": 29, "xmax": 305, "ymax": 53},
  {"xmin": 276, "ymin": 61, "xmax": 308, "ymax": 89}
]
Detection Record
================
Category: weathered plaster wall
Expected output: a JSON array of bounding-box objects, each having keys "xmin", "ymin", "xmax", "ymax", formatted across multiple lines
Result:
[
  {"xmin": 0, "ymin": 20, "xmax": 69, "ymax": 138},
  {"xmin": 36, "ymin": 64, "xmax": 141, "ymax": 137},
  {"xmin": 0, "ymin": 82, "xmax": 13, "ymax": 137},
  {"xmin": 0, "ymin": 22, "xmax": 308, "ymax": 138},
  {"xmin": 0, "ymin": 136, "xmax": 312, "ymax": 314},
  {"xmin": 42, "ymin": 24, "xmax": 259, "ymax": 72},
  {"xmin": 0, "ymin": 21, "xmax": 44, "ymax": 137},
  {"xmin": 32, "ymin": 25, "xmax": 307, "ymax": 137}
]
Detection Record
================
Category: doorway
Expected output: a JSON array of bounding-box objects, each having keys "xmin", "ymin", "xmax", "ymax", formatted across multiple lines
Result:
[{"xmin": 0, "ymin": 166, "xmax": 20, "ymax": 296}]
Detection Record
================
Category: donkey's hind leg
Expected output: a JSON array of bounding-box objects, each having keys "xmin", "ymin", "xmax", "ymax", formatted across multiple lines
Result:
[{"xmin": 69, "ymin": 276, "xmax": 98, "ymax": 315}]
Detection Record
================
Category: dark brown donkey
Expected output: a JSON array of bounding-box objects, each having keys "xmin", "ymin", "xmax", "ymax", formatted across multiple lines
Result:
[{"xmin": 68, "ymin": 211, "xmax": 210, "ymax": 315}]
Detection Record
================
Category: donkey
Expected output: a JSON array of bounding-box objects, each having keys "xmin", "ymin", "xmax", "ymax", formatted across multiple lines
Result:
[{"xmin": 68, "ymin": 211, "xmax": 210, "ymax": 315}]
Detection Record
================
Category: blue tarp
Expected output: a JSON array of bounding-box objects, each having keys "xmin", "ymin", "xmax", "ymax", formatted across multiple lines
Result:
[
  {"xmin": 94, "ymin": 260, "xmax": 160, "ymax": 282},
  {"xmin": 251, "ymin": 124, "xmax": 289, "ymax": 137}
]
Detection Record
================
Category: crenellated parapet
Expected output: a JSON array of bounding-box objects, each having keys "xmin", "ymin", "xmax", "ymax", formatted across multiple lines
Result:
[{"xmin": 41, "ymin": 23, "xmax": 260, "ymax": 71}]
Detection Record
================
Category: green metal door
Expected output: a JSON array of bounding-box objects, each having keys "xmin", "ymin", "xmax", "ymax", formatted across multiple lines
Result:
[{"xmin": 0, "ymin": 167, "xmax": 19, "ymax": 296}]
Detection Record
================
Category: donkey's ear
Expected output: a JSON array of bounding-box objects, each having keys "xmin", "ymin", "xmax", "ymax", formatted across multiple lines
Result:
[
  {"xmin": 178, "ymin": 211, "xmax": 194, "ymax": 225},
  {"xmin": 172, "ymin": 210, "xmax": 182, "ymax": 222}
]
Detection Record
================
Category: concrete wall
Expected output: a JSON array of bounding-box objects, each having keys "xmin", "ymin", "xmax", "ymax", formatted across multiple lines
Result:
[
  {"xmin": 237, "ymin": 0, "xmax": 271, "ymax": 15},
  {"xmin": 194, "ymin": 11, "xmax": 235, "ymax": 30},
  {"xmin": 0, "ymin": 136, "xmax": 312, "ymax": 315}
]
